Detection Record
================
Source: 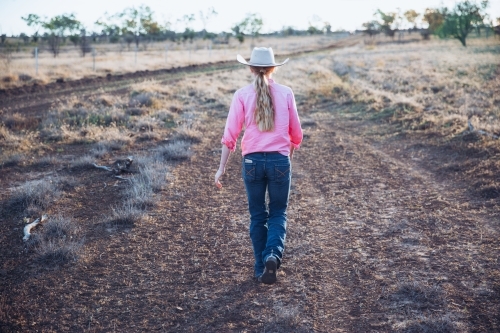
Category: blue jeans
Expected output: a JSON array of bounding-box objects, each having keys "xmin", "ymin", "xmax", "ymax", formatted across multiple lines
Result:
[{"xmin": 242, "ymin": 152, "xmax": 291, "ymax": 277}]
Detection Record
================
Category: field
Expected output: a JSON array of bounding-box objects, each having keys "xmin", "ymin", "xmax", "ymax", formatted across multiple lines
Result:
[
  {"xmin": 0, "ymin": 34, "xmax": 349, "ymax": 90},
  {"xmin": 0, "ymin": 34, "xmax": 499, "ymax": 332}
]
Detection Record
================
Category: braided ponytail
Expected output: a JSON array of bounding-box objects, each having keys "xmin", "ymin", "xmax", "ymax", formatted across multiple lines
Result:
[{"xmin": 250, "ymin": 66, "xmax": 275, "ymax": 132}]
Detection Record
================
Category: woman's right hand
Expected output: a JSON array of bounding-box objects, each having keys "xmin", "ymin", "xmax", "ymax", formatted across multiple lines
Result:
[{"xmin": 214, "ymin": 168, "xmax": 225, "ymax": 189}]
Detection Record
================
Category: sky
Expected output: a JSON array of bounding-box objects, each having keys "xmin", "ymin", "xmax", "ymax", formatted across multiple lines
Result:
[{"xmin": 0, "ymin": 0, "xmax": 499, "ymax": 36}]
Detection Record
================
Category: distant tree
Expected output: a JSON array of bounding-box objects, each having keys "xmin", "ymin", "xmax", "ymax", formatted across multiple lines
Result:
[
  {"xmin": 438, "ymin": 0, "xmax": 489, "ymax": 46},
  {"xmin": 0, "ymin": 34, "xmax": 6, "ymax": 44},
  {"xmin": 199, "ymin": 7, "xmax": 218, "ymax": 39},
  {"xmin": 324, "ymin": 22, "xmax": 332, "ymax": 34},
  {"xmin": 80, "ymin": 29, "xmax": 91, "ymax": 57},
  {"xmin": 112, "ymin": 5, "xmax": 163, "ymax": 47},
  {"xmin": 231, "ymin": 13, "xmax": 263, "ymax": 43},
  {"xmin": 179, "ymin": 14, "xmax": 196, "ymax": 43},
  {"xmin": 23, "ymin": 13, "xmax": 81, "ymax": 57},
  {"xmin": 307, "ymin": 14, "xmax": 323, "ymax": 35},
  {"xmin": 307, "ymin": 25, "xmax": 322, "ymax": 35},
  {"xmin": 404, "ymin": 10, "xmax": 419, "ymax": 30},
  {"xmin": 21, "ymin": 14, "xmax": 43, "ymax": 43},
  {"xmin": 19, "ymin": 33, "xmax": 30, "ymax": 44},
  {"xmin": 45, "ymin": 14, "xmax": 81, "ymax": 57},
  {"xmin": 231, "ymin": 24, "xmax": 244, "ymax": 43},
  {"xmin": 69, "ymin": 34, "xmax": 80, "ymax": 47},
  {"xmin": 423, "ymin": 8, "xmax": 446, "ymax": 33},
  {"xmin": 95, "ymin": 14, "xmax": 121, "ymax": 41},
  {"xmin": 362, "ymin": 20, "xmax": 381, "ymax": 37},
  {"xmin": 376, "ymin": 9, "xmax": 397, "ymax": 37},
  {"xmin": 281, "ymin": 26, "xmax": 296, "ymax": 36}
]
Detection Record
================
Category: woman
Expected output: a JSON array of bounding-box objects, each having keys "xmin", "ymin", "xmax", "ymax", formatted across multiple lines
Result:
[{"xmin": 214, "ymin": 47, "xmax": 303, "ymax": 285}]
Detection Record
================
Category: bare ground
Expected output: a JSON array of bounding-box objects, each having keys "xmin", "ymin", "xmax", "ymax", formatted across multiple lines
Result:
[{"xmin": 0, "ymin": 42, "xmax": 499, "ymax": 333}]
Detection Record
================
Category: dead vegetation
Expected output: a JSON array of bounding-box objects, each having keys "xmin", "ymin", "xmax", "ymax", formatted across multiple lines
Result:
[
  {"xmin": 0, "ymin": 34, "xmax": 347, "ymax": 90},
  {"xmin": 0, "ymin": 36, "xmax": 498, "ymax": 332}
]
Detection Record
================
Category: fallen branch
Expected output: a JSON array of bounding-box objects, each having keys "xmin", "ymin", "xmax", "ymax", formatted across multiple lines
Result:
[
  {"xmin": 23, "ymin": 214, "xmax": 48, "ymax": 241},
  {"xmin": 113, "ymin": 157, "xmax": 134, "ymax": 174},
  {"xmin": 468, "ymin": 121, "xmax": 499, "ymax": 139},
  {"xmin": 93, "ymin": 157, "xmax": 134, "ymax": 174},
  {"xmin": 93, "ymin": 163, "xmax": 113, "ymax": 172}
]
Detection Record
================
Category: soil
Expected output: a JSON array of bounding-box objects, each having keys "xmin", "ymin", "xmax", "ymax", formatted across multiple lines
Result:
[{"xmin": 0, "ymin": 48, "xmax": 499, "ymax": 332}]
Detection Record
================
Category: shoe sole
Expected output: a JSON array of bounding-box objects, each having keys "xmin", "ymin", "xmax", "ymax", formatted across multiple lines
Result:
[{"xmin": 260, "ymin": 259, "xmax": 277, "ymax": 285}]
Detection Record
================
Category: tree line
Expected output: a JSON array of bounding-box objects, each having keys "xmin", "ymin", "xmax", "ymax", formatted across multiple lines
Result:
[
  {"xmin": 363, "ymin": 0, "xmax": 498, "ymax": 46},
  {"xmin": 13, "ymin": 6, "xmax": 320, "ymax": 58}
]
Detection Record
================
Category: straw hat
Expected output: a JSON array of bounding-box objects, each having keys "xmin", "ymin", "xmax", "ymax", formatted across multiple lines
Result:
[{"xmin": 237, "ymin": 47, "xmax": 289, "ymax": 67}]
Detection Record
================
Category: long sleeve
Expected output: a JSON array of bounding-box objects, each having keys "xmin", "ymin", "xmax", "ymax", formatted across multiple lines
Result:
[
  {"xmin": 288, "ymin": 90, "xmax": 303, "ymax": 149},
  {"xmin": 221, "ymin": 91, "xmax": 244, "ymax": 151}
]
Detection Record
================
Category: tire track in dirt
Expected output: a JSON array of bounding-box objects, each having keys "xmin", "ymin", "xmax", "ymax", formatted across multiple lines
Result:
[
  {"xmin": 0, "ymin": 37, "xmax": 360, "ymax": 115},
  {"xmin": 287, "ymin": 109, "xmax": 499, "ymax": 331}
]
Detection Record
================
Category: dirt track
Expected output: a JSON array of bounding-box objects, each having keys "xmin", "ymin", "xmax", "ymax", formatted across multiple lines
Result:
[{"xmin": 1, "ymin": 39, "xmax": 499, "ymax": 332}]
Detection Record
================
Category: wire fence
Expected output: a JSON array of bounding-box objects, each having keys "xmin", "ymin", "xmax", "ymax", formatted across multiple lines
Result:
[{"xmin": 0, "ymin": 33, "xmax": 352, "ymax": 87}]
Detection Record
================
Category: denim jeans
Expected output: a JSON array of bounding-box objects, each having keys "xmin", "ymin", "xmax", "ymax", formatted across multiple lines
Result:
[{"xmin": 242, "ymin": 152, "xmax": 291, "ymax": 277}]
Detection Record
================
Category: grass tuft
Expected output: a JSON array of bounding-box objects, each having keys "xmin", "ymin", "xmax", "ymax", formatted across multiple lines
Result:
[
  {"xmin": 109, "ymin": 202, "xmax": 142, "ymax": 227},
  {"xmin": 8, "ymin": 177, "xmax": 61, "ymax": 215},
  {"xmin": 157, "ymin": 140, "xmax": 193, "ymax": 161},
  {"xmin": 70, "ymin": 155, "xmax": 95, "ymax": 170},
  {"xmin": 35, "ymin": 215, "xmax": 84, "ymax": 265}
]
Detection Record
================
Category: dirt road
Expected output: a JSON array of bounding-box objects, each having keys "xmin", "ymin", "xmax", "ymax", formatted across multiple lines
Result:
[
  {"xmin": 1, "ymin": 40, "xmax": 499, "ymax": 332},
  {"xmin": 140, "ymin": 101, "xmax": 498, "ymax": 332}
]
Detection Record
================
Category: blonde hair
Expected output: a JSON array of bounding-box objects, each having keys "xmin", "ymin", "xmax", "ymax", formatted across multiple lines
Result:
[{"xmin": 250, "ymin": 66, "xmax": 276, "ymax": 132}]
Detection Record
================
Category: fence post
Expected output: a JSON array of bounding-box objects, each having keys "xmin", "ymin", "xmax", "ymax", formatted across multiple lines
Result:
[
  {"xmin": 34, "ymin": 47, "xmax": 38, "ymax": 75},
  {"xmin": 92, "ymin": 47, "xmax": 96, "ymax": 72},
  {"xmin": 165, "ymin": 45, "xmax": 168, "ymax": 62},
  {"xmin": 135, "ymin": 44, "xmax": 138, "ymax": 65}
]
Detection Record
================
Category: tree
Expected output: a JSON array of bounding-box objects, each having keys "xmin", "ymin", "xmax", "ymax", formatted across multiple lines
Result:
[
  {"xmin": 19, "ymin": 33, "xmax": 30, "ymax": 44},
  {"xmin": 95, "ymin": 14, "xmax": 121, "ymax": 42},
  {"xmin": 232, "ymin": 13, "xmax": 263, "ymax": 43},
  {"xmin": 323, "ymin": 22, "xmax": 332, "ymax": 34},
  {"xmin": 23, "ymin": 13, "xmax": 81, "ymax": 57},
  {"xmin": 404, "ymin": 10, "xmax": 419, "ymax": 29},
  {"xmin": 179, "ymin": 14, "xmax": 195, "ymax": 43},
  {"xmin": 21, "ymin": 14, "xmax": 43, "ymax": 43},
  {"xmin": 307, "ymin": 15, "xmax": 323, "ymax": 35},
  {"xmin": 281, "ymin": 26, "xmax": 296, "ymax": 36},
  {"xmin": 376, "ymin": 9, "xmax": 397, "ymax": 37},
  {"xmin": 423, "ymin": 8, "xmax": 446, "ymax": 33},
  {"xmin": 438, "ymin": 0, "xmax": 489, "ymax": 46},
  {"xmin": 362, "ymin": 20, "xmax": 381, "ymax": 37},
  {"xmin": 44, "ymin": 14, "xmax": 81, "ymax": 57},
  {"xmin": 80, "ymin": 29, "xmax": 91, "ymax": 57},
  {"xmin": 199, "ymin": 7, "xmax": 218, "ymax": 39},
  {"xmin": 231, "ymin": 24, "xmax": 244, "ymax": 43},
  {"xmin": 114, "ymin": 5, "xmax": 163, "ymax": 47}
]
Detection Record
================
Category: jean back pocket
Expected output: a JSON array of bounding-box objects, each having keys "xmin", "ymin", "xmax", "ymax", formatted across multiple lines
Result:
[
  {"xmin": 275, "ymin": 163, "xmax": 290, "ymax": 183},
  {"xmin": 243, "ymin": 161, "xmax": 256, "ymax": 182}
]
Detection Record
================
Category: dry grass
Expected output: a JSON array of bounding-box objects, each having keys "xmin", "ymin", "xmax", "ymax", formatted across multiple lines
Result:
[
  {"xmin": 1, "ymin": 34, "xmax": 348, "ymax": 90},
  {"xmin": 30, "ymin": 215, "xmax": 84, "ymax": 266},
  {"xmin": 7, "ymin": 177, "xmax": 62, "ymax": 216},
  {"xmin": 327, "ymin": 37, "xmax": 500, "ymax": 135}
]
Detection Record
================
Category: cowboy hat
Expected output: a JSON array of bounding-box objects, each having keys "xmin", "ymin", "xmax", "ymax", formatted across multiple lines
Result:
[{"xmin": 237, "ymin": 47, "xmax": 289, "ymax": 67}]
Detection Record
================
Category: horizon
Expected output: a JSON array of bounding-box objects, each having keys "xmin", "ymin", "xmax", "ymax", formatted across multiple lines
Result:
[{"xmin": 1, "ymin": 0, "xmax": 499, "ymax": 37}]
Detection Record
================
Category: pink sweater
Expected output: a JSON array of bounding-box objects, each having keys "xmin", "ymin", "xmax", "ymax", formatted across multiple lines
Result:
[{"xmin": 221, "ymin": 79, "xmax": 303, "ymax": 156}]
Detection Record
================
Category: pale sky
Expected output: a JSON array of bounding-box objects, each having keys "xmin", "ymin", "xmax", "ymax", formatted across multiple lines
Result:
[{"xmin": 0, "ymin": 0, "xmax": 499, "ymax": 36}]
